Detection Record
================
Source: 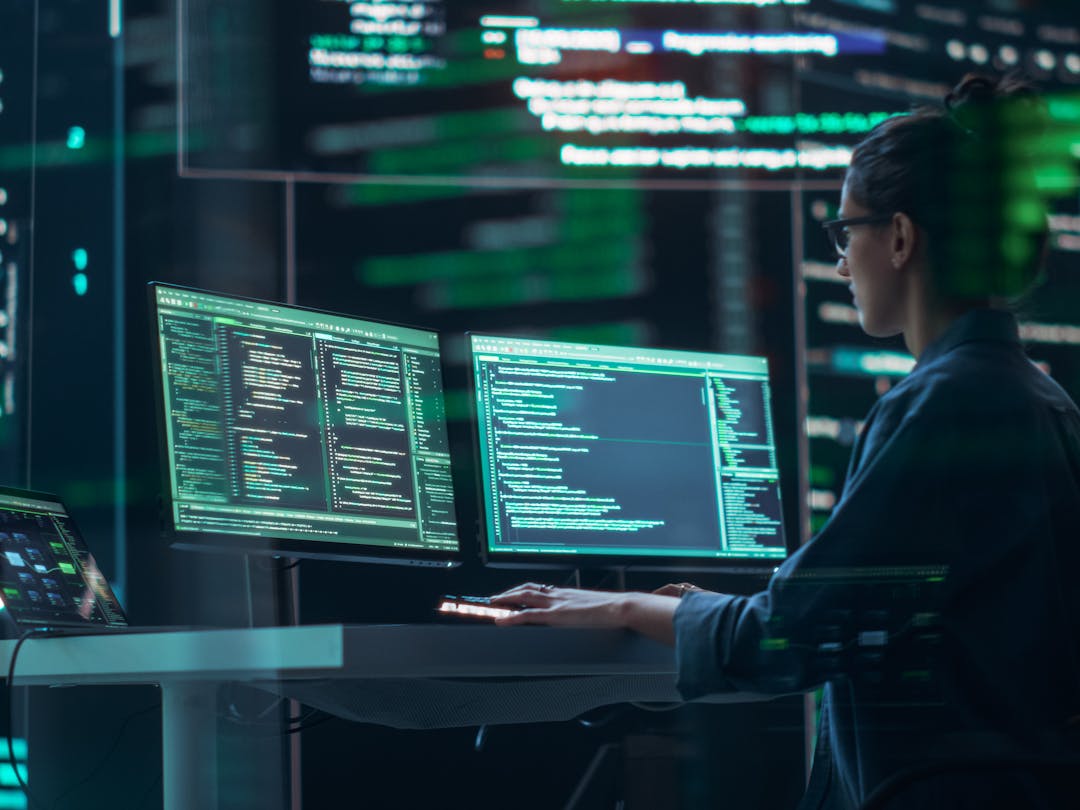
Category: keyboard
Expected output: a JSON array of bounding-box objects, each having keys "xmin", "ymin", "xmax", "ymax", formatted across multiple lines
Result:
[{"xmin": 436, "ymin": 595, "xmax": 522, "ymax": 621}]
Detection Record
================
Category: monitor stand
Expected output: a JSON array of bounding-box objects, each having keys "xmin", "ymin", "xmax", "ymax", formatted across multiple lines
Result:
[
  {"xmin": 240, "ymin": 552, "xmax": 303, "ymax": 808},
  {"xmin": 240, "ymin": 554, "xmax": 301, "ymax": 629},
  {"xmin": 568, "ymin": 566, "xmax": 627, "ymax": 592},
  {"xmin": 274, "ymin": 556, "xmax": 301, "ymax": 627}
]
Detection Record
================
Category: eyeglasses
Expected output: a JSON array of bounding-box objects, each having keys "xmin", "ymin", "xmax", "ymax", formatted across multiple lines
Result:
[{"xmin": 822, "ymin": 215, "xmax": 893, "ymax": 257}]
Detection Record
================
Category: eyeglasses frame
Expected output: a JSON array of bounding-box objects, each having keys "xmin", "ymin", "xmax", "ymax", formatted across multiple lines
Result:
[{"xmin": 822, "ymin": 214, "xmax": 895, "ymax": 257}]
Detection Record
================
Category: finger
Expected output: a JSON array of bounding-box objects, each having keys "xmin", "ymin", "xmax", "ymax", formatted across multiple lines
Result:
[
  {"xmin": 491, "ymin": 590, "xmax": 553, "ymax": 609},
  {"xmin": 488, "ymin": 584, "xmax": 534, "ymax": 601},
  {"xmin": 490, "ymin": 583, "xmax": 557, "ymax": 603},
  {"xmin": 494, "ymin": 608, "xmax": 552, "ymax": 627},
  {"xmin": 489, "ymin": 586, "xmax": 529, "ymax": 604},
  {"xmin": 652, "ymin": 584, "xmax": 683, "ymax": 597}
]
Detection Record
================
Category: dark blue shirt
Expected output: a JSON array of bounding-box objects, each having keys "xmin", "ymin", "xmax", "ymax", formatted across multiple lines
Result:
[{"xmin": 674, "ymin": 309, "xmax": 1080, "ymax": 808}]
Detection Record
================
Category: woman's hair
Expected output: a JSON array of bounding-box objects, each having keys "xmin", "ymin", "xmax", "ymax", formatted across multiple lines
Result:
[{"xmin": 845, "ymin": 72, "xmax": 1050, "ymax": 302}]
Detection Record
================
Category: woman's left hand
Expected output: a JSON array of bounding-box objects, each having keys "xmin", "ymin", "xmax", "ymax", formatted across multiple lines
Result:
[{"xmin": 652, "ymin": 582, "xmax": 708, "ymax": 598}]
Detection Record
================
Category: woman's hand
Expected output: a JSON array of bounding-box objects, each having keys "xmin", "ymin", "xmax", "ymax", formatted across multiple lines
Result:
[
  {"xmin": 489, "ymin": 583, "xmax": 630, "ymax": 628},
  {"xmin": 652, "ymin": 582, "xmax": 710, "ymax": 598},
  {"xmin": 489, "ymin": 583, "xmax": 682, "ymax": 645}
]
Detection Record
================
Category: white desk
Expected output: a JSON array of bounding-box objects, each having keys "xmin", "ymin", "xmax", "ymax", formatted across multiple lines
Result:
[{"xmin": 0, "ymin": 625, "xmax": 758, "ymax": 809}]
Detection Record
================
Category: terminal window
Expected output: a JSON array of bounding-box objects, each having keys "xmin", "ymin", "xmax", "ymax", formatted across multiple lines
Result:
[
  {"xmin": 154, "ymin": 286, "xmax": 458, "ymax": 554},
  {"xmin": 472, "ymin": 335, "xmax": 786, "ymax": 560}
]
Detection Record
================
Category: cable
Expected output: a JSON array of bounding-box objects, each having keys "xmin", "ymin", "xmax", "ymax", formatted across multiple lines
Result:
[
  {"xmin": 223, "ymin": 686, "xmax": 314, "ymax": 727},
  {"xmin": 629, "ymin": 702, "xmax": 685, "ymax": 713},
  {"xmin": 226, "ymin": 704, "xmax": 333, "ymax": 736},
  {"xmin": 253, "ymin": 556, "xmax": 301, "ymax": 572},
  {"xmin": 7, "ymin": 628, "xmax": 163, "ymax": 810},
  {"xmin": 574, "ymin": 700, "xmax": 684, "ymax": 729},
  {"xmin": 223, "ymin": 683, "xmax": 287, "ymax": 725},
  {"xmin": 575, "ymin": 706, "xmax": 626, "ymax": 729},
  {"xmin": 283, "ymin": 709, "xmax": 335, "ymax": 735},
  {"xmin": 241, "ymin": 706, "xmax": 333, "ymax": 736},
  {"xmin": 255, "ymin": 696, "xmax": 288, "ymax": 721},
  {"xmin": 6, "ymin": 627, "xmax": 56, "ymax": 810},
  {"xmin": 137, "ymin": 771, "xmax": 162, "ymax": 810},
  {"xmin": 47, "ymin": 700, "xmax": 160, "ymax": 810},
  {"xmin": 225, "ymin": 707, "xmax": 314, "ymax": 727}
]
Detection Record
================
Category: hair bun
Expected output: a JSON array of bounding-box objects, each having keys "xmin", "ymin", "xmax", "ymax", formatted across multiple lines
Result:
[
  {"xmin": 944, "ymin": 72, "xmax": 1040, "ymax": 134},
  {"xmin": 945, "ymin": 73, "xmax": 1000, "ymax": 112}
]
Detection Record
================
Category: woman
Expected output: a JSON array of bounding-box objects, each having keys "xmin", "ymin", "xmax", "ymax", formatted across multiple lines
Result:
[{"xmin": 491, "ymin": 74, "xmax": 1080, "ymax": 809}]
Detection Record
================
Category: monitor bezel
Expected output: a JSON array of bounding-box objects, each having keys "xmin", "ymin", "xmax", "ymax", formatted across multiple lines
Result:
[
  {"xmin": 467, "ymin": 332, "xmax": 791, "ymax": 573},
  {"xmin": 148, "ymin": 282, "xmax": 462, "ymax": 568}
]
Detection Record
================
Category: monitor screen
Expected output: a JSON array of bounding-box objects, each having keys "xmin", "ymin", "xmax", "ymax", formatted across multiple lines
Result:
[
  {"xmin": 0, "ymin": 487, "xmax": 127, "ymax": 633},
  {"xmin": 150, "ymin": 284, "xmax": 460, "ymax": 565},
  {"xmin": 181, "ymin": 0, "xmax": 885, "ymax": 185},
  {"xmin": 471, "ymin": 334, "xmax": 787, "ymax": 566}
]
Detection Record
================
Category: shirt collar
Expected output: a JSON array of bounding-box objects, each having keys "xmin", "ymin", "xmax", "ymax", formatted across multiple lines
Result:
[{"xmin": 915, "ymin": 308, "xmax": 1021, "ymax": 369}]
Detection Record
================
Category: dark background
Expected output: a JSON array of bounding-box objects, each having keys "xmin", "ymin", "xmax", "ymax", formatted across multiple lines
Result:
[{"xmin": 3, "ymin": 0, "xmax": 1080, "ymax": 807}]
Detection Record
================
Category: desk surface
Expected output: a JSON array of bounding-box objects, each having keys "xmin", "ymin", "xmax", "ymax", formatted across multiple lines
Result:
[
  {"xmin": 0, "ymin": 624, "xmax": 676, "ymax": 686},
  {"xmin": 0, "ymin": 624, "xmax": 771, "ymax": 731},
  {"xmin": 0, "ymin": 626, "xmax": 768, "ymax": 810}
]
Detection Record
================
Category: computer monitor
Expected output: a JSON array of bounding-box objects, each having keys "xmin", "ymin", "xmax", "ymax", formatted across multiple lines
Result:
[
  {"xmin": 470, "ymin": 334, "xmax": 788, "ymax": 569},
  {"xmin": 149, "ymin": 283, "xmax": 460, "ymax": 566}
]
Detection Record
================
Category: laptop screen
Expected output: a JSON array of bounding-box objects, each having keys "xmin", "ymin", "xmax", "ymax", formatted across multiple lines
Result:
[{"xmin": 0, "ymin": 487, "xmax": 127, "ymax": 633}]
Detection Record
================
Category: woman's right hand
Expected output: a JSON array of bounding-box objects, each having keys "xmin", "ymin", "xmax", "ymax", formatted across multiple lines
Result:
[
  {"xmin": 652, "ymin": 582, "xmax": 710, "ymax": 598},
  {"xmin": 489, "ymin": 583, "xmax": 683, "ymax": 645}
]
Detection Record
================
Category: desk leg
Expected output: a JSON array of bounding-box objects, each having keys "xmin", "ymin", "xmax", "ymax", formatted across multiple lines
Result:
[{"xmin": 161, "ymin": 682, "xmax": 219, "ymax": 810}]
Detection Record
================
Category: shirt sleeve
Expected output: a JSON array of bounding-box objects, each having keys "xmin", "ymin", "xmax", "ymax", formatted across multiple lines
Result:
[{"xmin": 674, "ymin": 398, "xmax": 963, "ymax": 700}]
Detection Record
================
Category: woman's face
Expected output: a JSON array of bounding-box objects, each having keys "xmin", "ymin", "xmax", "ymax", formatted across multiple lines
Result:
[{"xmin": 836, "ymin": 180, "xmax": 906, "ymax": 338}]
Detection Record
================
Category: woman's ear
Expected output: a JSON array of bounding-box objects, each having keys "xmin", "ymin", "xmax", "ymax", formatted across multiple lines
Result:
[{"xmin": 890, "ymin": 212, "xmax": 918, "ymax": 269}]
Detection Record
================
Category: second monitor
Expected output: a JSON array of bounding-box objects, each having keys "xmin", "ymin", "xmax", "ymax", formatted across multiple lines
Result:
[
  {"xmin": 150, "ymin": 284, "xmax": 460, "ymax": 566},
  {"xmin": 471, "ymin": 335, "xmax": 788, "ymax": 567}
]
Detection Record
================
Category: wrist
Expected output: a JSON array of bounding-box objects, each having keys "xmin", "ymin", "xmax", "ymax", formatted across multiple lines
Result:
[
  {"xmin": 614, "ymin": 591, "xmax": 639, "ymax": 629},
  {"xmin": 617, "ymin": 591, "xmax": 679, "ymax": 645}
]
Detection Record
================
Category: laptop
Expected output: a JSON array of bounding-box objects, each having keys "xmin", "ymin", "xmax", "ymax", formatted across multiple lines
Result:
[{"xmin": 0, "ymin": 486, "xmax": 129, "ymax": 637}]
